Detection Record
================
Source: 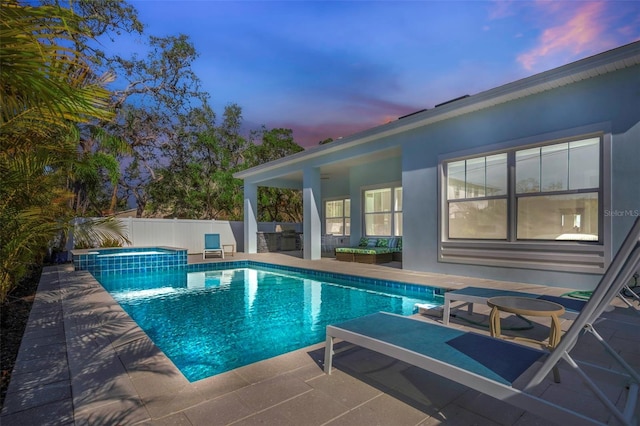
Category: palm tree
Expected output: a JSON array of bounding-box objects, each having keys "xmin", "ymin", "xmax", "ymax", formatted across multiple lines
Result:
[{"xmin": 0, "ymin": 1, "xmax": 126, "ymax": 302}]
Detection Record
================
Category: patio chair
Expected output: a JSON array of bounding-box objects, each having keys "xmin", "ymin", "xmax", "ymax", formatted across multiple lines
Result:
[
  {"xmin": 203, "ymin": 233, "xmax": 224, "ymax": 259},
  {"xmin": 325, "ymin": 216, "xmax": 640, "ymax": 426}
]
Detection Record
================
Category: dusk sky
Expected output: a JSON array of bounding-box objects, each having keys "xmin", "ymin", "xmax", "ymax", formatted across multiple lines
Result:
[{"xmin": 120, "ymin": 1, "xmax": 640, "ymax": 148}]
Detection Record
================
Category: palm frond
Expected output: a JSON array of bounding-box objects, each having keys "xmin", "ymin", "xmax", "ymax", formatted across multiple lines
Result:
[{"xmin": 72, "ymin": 217, "xmax": 131, "ymax": 248}]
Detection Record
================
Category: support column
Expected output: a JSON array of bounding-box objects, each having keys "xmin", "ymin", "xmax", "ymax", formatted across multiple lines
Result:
[
  {"xmin": 303, "ymin": 167, "xmax": 322, "ymax": 260},
  {"xmin": 243, "ymin": 183, "xmax": 258, "ymax": 254}
]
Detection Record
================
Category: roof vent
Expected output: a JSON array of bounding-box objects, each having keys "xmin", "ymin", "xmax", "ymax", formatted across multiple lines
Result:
[
  {"xmin": 398, "ymin": 109, "xmax": 427, "ymax": 120},
  {"xmin": 435, "ymin": 94, "xmax": 470, "ymax": 108}
]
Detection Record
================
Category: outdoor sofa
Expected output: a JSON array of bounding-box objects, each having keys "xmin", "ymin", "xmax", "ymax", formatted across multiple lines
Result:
[{"xmin": 335, "ymin": 237, "xmax": 402, "ymax": 264}]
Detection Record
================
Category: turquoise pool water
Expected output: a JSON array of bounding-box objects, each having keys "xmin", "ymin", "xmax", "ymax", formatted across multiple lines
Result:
[{"xmin": 98, "ymin": 265, "xmax": 441, "ymax": 382}]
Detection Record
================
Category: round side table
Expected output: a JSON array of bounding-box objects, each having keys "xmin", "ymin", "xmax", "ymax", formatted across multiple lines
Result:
[
  {"xmin": 487, "ymin": 296, "xmax": 565, "ymax": 349},
  {"xmin": 487, "ymin": 296, "xmax": 566, "ymax": 383}
]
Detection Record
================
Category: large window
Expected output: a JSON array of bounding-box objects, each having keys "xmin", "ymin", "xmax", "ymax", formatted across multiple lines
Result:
[
  {"xmin": 364, "ymin": 186, "xmax": 402, "ymax": 236},
  {"xmin": 445, "ymin": 136, "xmax": 600, "ymax": 242},
  {"xmin": 515, "ymin": 138, "xmax": 599, "ymax": 240},
  {"xmin": 447, "ymin": 154, "xmax": 508, "ymax": 239},
  {"xmin": 325, "ymin": 198, "xmax": 350, "ymax": 235}
]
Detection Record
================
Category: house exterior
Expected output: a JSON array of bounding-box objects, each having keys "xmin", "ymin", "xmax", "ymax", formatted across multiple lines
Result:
[{"xmin": 234, "ymin": 42, "xmax": 640, "ymax": 290}]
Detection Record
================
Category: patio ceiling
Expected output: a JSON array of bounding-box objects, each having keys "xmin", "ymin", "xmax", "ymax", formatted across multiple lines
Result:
[{"xmin": 247, "ymin": 146, "xmax": 401, "ymax": 189}]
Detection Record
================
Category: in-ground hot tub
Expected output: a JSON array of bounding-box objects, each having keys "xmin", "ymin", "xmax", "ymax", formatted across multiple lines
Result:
[{"xmin": 72, "ymin": 246, "xmax": 188, "ymax": 276}]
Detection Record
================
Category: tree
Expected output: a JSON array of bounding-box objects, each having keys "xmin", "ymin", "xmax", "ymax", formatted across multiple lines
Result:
[
  {"xmin": 38, "ymin": 2, "xmax": 207, "ymax": 218},
  {"xmin": 0, "ymin": 1, "xmax": 127, "ymax": 302},
  {"xmin": 246, "ymin": 128, "xmax": 305, "ymax": 222},
  {"xmin": 94, "ymin": 33, "xmax": 211, "ymax": 217},
  {"xmin": 146, "ymin": 104, "xmax": 248, "ymax": 219},
  {"xmin": 37, "ymin": 0, "xmax": 143, "ymax": 216}
]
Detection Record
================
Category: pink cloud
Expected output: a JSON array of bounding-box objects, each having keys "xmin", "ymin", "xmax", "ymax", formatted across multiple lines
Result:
[
  {"xmin": 517, "ymin": 1, "xmax": 609, "ymax": 71},
  {"xmin": 298, "ymin": 122, "xmax": 374, "ymax": 148},
  {"xmin": 274, "ymin": 119, "xmax": 390, "ymax": 149}
]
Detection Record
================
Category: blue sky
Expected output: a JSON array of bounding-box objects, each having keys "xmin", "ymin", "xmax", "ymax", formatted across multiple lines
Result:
[{"xmin": 121, "ymin": 1, "xmax": 640, "ymax": 147}]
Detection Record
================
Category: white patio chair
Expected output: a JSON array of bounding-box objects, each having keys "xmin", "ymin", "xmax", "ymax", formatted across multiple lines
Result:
[{"xmin": 203, "ymin": 233, "xmax": 224, "ymax": 259}]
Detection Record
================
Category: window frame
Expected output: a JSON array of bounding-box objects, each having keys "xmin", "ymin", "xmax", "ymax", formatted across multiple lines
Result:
[
  {"xmin": 324, "ymin": 197, "xmax": 350, "ymax": 236},
  {"xmin": 438, "ymin": 129, "xmax": 611, "ymax": 274},
  {"xmin": 363, "ymin": 184, "xmax": 403, "ymax": 237}
]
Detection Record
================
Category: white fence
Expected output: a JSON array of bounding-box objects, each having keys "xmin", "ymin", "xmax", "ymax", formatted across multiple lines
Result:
[{"xmin": 71, "ymin": 218, "xmax": 302, "ymax": 254}]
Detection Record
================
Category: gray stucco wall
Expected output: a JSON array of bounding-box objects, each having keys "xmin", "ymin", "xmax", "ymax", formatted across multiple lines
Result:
[{"xmin": 398, "ymin": 65, "xmax": 640, "ymax": 289}]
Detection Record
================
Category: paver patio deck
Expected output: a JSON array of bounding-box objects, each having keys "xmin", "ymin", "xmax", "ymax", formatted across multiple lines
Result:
[{"xmin": 1, "ymin": 252, "xmax": 638, "ymax": 425}]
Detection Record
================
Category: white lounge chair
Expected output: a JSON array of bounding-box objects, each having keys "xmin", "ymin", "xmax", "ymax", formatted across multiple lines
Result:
[
  {"xmin": 325, "ymin": 217, "xmax": 640, "ymax": 426},
  {"xmin": 203, "ymin": 233, "xmax": 224, "ymax": 259}
]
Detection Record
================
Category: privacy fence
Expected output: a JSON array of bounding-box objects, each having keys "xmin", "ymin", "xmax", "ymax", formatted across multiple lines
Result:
[{"xmin": 70, "ymin": 218, "xmax": 302, "ymax": 254}]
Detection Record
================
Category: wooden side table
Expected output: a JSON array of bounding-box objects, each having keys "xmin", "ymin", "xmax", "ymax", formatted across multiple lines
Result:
[
  {"xmin": 222, "ymin": 244, "xmax": 235, "ymax": 256},
  {"xmin": 487, "ymin": 296, "xmax": 565, "ymax": 382},
  {"xmin": 487, "ymin": 296, "xmax": 565, "ymax": 349}
]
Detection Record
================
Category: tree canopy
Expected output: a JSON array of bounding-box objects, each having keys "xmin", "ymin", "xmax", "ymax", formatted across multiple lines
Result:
[
  {"xmin": 0, "ymin": 0, "xmax": 308, "ymax": 302},
  {"xmin": 54, "ymin": 0, "xmax": 306, "ymax": 221},
  {"xmin": 0, "ymin": 0, "xmax": 128, "ymax": 302}
]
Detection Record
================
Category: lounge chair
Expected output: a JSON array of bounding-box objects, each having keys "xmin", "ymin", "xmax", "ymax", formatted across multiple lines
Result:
[
  {"xmin": 203, "ymin": 233, "xmax": 224, "ymax": 259},
  {"xmin": 325, "ymin": 217, "xmax": 640, "ymax": 426}
]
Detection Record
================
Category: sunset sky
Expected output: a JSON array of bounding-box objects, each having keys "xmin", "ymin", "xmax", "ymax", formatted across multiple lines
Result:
[{"xmin": 119, "ymin": 1, "xmax": 640, "ymax": 148}]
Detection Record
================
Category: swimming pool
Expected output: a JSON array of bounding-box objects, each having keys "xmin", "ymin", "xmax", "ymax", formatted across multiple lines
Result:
[{"xmin": 97, "ymin": 264, "xmax": 442, "ymax": 382}]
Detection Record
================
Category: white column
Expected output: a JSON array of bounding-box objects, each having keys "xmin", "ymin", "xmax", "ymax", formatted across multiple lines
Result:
[
  {"xmin": 244, "ymin": 183, "xmax": 258, "ymax": 254},
  {"xmin": 303, "ymin": 167, "xmax": 322, "ymax": 260}
]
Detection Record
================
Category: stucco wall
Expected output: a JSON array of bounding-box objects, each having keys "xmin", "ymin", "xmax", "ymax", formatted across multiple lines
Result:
[{"xmin": 397, "ymin": 65, "xmax": 640, "ymax": 289}]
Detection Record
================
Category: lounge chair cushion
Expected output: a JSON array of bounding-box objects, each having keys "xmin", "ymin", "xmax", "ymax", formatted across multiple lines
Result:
[
  {"xmin": 335, "ymin": 247, "xmax": 393, "ymax": 255},
  {"xmin": 330, "ymin": 312, "xmax": 545, "ymax": 385},
  {"xmin": 445, "ymin": 333, "xmax": 545, "ymax": 384}
]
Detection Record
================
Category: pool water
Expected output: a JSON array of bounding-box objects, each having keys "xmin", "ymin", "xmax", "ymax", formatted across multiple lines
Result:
[{"xmin": 98, "ymin": 266, "xmax": 440, "ymax": 382}]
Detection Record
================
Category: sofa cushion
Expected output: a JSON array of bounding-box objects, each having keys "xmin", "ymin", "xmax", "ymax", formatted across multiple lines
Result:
[
  {"xmin": 335, "ymin": 247, "xmax": 392, "ymax": 255},
  {"xmin": 358, "ymin": 237, "xmax": 369, "ymax": 247},
  {"xmin": 376, "ymin": 238, "xmax": 389, "ymax": 247}
]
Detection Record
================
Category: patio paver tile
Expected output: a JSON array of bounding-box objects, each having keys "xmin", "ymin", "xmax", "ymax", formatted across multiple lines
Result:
[
  {"xmin": 140, "ymin": 412, "xmax": 194, "ymax": 426},
  {"xmin": 2, "ymin": 380, "xmax": 71, "ymax": 414},
  {"xmin": 417, "ymin": 402, "xmax": 502, "ymax": 426},
  {"xmin": 71, "ymin": 367, "xmax": 139, "ymax": 408},
  {"xmin": 307, "ymin": 368, "xmax": 383, "ymax": 409},
  {"xmin": 229, "ymin": 409, "xmax": 297, "ymax": 426},
  {"xmin": 141, "ymin": 383, "xmax": 209, "ymax": 419},
  {"xmin": 0, "ymin": 398, "xmax": 74, "ymax": 426},
  {"xmin": 191, "ymin": 370, "xmax": 252, "ymax": 401},
  {"xmin": 74, "ymin": 395, "xmax": 150, "ymax": 426},
  {"xmin": 233, "ymin": 374, "xmax": 313, "ymax": 412},
  {"xmin": 2, "ymin": 364, "xmax": 70, "ymax": 393},
  {"xmin": 325, "ymin": 392, "xmax": 429, "ymax": 426},
  {"xmin": 183, "ymin": 392, "xmax": 254, "ymax": 426},
  {"xmin": 275, "ymin": 387, "xmax": 351, "ymax": 425}
]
